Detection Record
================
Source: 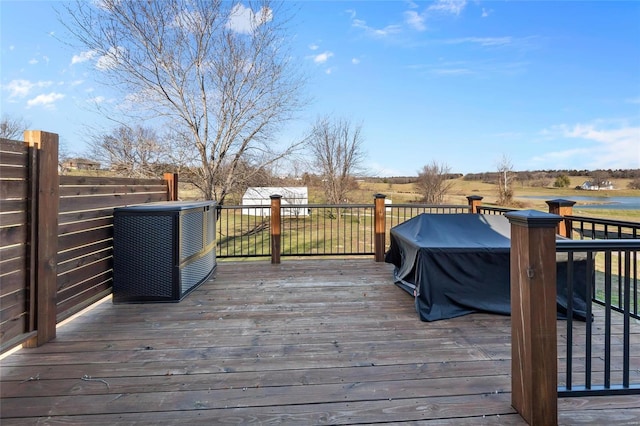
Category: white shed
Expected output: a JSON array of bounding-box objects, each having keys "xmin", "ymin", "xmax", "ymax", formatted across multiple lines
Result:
[{"xmin": 241, "ymin": 187, "xmax": 309, "ymax": 217}]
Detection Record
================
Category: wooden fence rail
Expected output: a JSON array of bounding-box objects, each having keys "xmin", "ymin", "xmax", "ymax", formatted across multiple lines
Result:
[{"xmin": 0, "ymin": 132, "xmax": 177, "ymax": 352}]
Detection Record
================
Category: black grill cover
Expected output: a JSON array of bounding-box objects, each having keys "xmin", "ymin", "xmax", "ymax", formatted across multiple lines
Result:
[{"xmin": 385, "ymin": 214, "xmax": 589, "ymax": 321}]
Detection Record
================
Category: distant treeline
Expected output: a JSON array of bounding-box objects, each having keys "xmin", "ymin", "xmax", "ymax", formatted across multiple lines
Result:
[
  {"xmin": 463, "ymin": 169, "xmax": 640, "ymax": 183},
  {"xmin": 367, "ymin": 169, "xmax": 640, "ymax": 185},
  {"xmin": 369, "ymin": 174, "xmax": 463, "ymax": 184}
]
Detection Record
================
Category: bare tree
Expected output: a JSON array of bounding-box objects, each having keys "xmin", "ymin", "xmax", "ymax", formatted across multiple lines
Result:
[
  {"xmin": 63, "ymin": 0, "xmax": 306, "ymax": 203},
  {"xmin": 90, "ymin": 125, "xmax": 168, "ymax": 178},
  {"xmin": 415, "ymin": 161, "xmax": 454, "ymax": 204},
  {"xmin": 496, "ymin": 154, "xmax": 515, "ymax": 206},
  {"xmin": 307, "ymin": 116, "xmax": 365, "ymax": 204},
  {"xmin": 1, "ymin": 115, "xmax": 31, "ymax": 140},
  {"xmin": 589, "ymin": 170, "xmax": 611, "ymax": 188}
]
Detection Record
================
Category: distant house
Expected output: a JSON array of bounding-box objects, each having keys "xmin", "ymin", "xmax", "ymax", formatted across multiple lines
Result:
[
  {"xmin": 242, "ymin": 187, "xmax": 309, "ymax": 217},
  {"xmin": 580, "ymin": 180, "xmax": 614, "ymax": 190},
  {"xmin": 62, "ymin": 158, "xmax": 101, "ymax": 171}
]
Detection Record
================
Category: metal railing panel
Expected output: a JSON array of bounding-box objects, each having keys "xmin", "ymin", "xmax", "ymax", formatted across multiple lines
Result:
[
  {"xmin": 217, "ymin": 205, "xmax": 271, "ymax": 258},
  {"xmin": 556, "ymin": 239, "xmax": 640, "ymax": 397},
  {"xmin": 280, "ymin": 204, "xmax": 375, "ymax": 257}
]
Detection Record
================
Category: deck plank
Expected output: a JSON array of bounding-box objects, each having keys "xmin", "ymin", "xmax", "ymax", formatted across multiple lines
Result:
[{"xmin": 1, "ymin": 259, "xmax": 639, "ymax": 424}]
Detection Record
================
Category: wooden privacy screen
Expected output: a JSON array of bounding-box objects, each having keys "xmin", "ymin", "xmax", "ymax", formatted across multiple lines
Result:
[
  {"xmin": 0, "ymin": 138, "xmax": 38, "ymax": 351},
  {"xmin": 57, "ymin": 175, "xmax": 170, "ymax": 321},
  {"xmin": 0, "ymin": 133, "xmax": 177, "ymax": 352}
]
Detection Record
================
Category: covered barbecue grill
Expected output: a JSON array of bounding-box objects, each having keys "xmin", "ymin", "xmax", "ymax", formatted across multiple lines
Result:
[{"xmin": 385, "ymin": 214, "xmax": 589, "ymax": 321}]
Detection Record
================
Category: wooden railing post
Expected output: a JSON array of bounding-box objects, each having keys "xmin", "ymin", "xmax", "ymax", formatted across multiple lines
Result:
[
  {"xmin": 466, "ymin": 195, "xmax": 483, "ymax": 214},
  {"xmin": 270, "ymin": 194, "xmax": 282, "ymax": 264},
  {"xmin": 23, "ymin": 130, "xmax": 59, "ymax": 348},
  {"xmin": 374, "ymin": 194, "xmax": 386, "ymax": 262},
  {"xmin": 504, "ymin": 210, "xmax": 562, "ymax": 426},
  {"xmin": 546, "ymin": 199, "xmax": 576, "ymax": 239},
  {"xmin": 163, "ymin": 172, "xmax": 179, "ymax": 201}
]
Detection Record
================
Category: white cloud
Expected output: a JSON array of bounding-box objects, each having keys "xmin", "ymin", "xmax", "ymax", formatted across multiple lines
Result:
[
  {"xmin": 71, "ymin": 50, "xmax": 98, "ymax": 65},
  {"xmin": 308, "ymin": 43, "xmax": 320, "ymax": 51},
  {"xmin": 444, "ymin": 37, "xmax": 513, "ymax": 47},
  {"xmin": 88, "ymin": 96, "xmax": 106, "ymax": 104},
  {"xmin": 226, "ymin": 4, "xmax": 273, "ymax": 35},
  {"xmin": 26, "ymin": 92, "xmax": 65, "ymax": 108},
  {"xmin": 368, "ymin": 162, "xmax": 403, "ymax": 177},
  {"xmin": 313, "ymin": 51, "xmax": 334, "ymax": 64},
  {"xmin": 351, "ymin": 58, "xmax": 360, "ymax": 65},
  {"xmin": 29, "ymin": 58, "xmax": 38, "ymax": 65},
  {"xmin": 3, "ymin": 79, "xmax": 53, "ymax": 98},
  {"xmin": 352, "ymin": 19, "xmax": 402, "ymax": 38},
  {"xmin": 404, "ymin": 10, "xmax": 426, "ymax": 31},
  {"xmin": 96, "ymin": 46, "xmax": 125, "ymax": 70},
  {"xmin": 70, "ymin": 80, "xmax": 85, "ymax": 87},
  {"xmin": 428, "ymin": 0, "xmax": 467, "ymax": 16},
  {"xmin": 325, "ymin": 67, "xmax": 335, "ymax": 75},
  {"xmin": 9, "ymin": 45, "xmax": 15, "ymax": 51},
  {"xmin": 432, "ymin": 68, "xmax": 473, "ymax": 76},
  {"xmin": 536, "ymin": 121, "xmax": 640, "ymax": 169},
  {"xmin": 482, "ymin": 8, "xmax": 491, "ymax": 18}
]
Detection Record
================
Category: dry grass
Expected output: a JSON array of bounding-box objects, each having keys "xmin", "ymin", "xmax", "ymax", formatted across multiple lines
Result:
[{"xmin": 174, "ymin": 176, "xmax": 639, "ymax": 222}]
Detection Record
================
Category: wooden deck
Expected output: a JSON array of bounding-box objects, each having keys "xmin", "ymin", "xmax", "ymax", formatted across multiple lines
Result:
[{"xmin": 2, "ymin": 259, "xmax": 640, "ymax": 425}]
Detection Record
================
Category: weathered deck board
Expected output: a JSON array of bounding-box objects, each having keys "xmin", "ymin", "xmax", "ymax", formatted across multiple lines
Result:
[{"xmin": 1, "ymin": 259, "xmax": 639, "ymax": 424}]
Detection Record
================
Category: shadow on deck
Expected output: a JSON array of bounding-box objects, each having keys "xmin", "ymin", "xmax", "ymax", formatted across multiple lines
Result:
[{"xmin": 1, "ymin": 260, "xmax": 640, "ymax": 424}]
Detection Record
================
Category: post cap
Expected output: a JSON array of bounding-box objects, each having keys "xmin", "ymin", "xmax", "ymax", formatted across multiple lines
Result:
[
  {"xmin": 505, "ymin": 210, "xmax": 563, "ymax": 228},
  {"xmin": 374, "ymin": 193, "xmax": 386, "ymax": 199},
  {"xmin": 545, "ymin": 199, "xmax": 576, "ymax": 207}
]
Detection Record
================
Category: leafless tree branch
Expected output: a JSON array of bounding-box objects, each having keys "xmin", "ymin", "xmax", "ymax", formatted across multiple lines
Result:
[{"xmin": 63, "ymin": 0, "xmax": 307, "ymax": 203}]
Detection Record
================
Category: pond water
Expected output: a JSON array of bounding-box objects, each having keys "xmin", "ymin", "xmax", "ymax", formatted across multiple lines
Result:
[{"xmin": 520, "ymin": 195, "xmax": 640, "ymax": 210}]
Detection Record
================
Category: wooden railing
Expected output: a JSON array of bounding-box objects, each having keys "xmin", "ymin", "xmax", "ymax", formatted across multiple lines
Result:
[{"xmin": 0, "ymin": 132, "xmax": 177, "ymax": 352}]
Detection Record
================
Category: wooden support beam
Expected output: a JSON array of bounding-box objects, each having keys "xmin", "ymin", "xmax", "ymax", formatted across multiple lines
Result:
[
  {"xmin": 505, "ymin": 210, "xmax": 562, "ymax": 426},
  {"xmin": 163, "ymin": 172, "xmax": 179, "ymax": 201},
  {"xmin": 270, "ymin": 194, "xmax": 282, "ymax": 264},
  {"xmin": 23, "ymin": 130, "xmax": 59, "ymax": 348},
  {"xmin": 374, "ymin": 194, "xmax": 386, "ymax": 262}
]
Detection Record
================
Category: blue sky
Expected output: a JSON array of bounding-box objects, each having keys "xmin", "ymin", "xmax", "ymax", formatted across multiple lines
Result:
[{"xmin": 1, "ymin": 1, "xmax": 639, "ymax": 176}]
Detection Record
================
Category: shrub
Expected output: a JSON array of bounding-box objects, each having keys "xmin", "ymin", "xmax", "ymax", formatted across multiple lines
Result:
[
  {"xmin": 554, "ymin": 175, "xmax": 571, "ymax": 188},
  {"xmin": 628, "ymin": 178, "xmax": 640, "ymax": 190}
]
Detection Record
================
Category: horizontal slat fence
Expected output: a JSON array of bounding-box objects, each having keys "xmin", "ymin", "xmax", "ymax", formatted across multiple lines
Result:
[
  {"xmin": 56, "ymin": 175, "xmax": 170, "ymax": 321},
  {"xmin": 0, "ymin": 138, "xmax": 37, "ymax": 352},
  {"xmin": 0, "ymin": 132, "xmax": 177, "ymax": 352}
]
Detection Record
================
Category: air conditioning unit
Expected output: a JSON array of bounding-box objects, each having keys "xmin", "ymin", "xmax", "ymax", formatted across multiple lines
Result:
[{"xmin": 113, "ymin": 201, "xmax": 216, "ymax": 303}]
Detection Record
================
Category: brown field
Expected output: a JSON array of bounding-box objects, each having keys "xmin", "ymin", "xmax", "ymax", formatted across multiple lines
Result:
[
  {"xmin": 356, "ymin": 177, "xmax": 640, "ymax": 222},
  {"xmin": 74, "ymin": 168, "xmax": 637, "ymax": 222}
]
